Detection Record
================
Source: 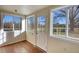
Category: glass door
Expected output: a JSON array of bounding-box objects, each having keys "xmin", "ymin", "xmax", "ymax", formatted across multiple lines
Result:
[
  {"xmin": 37, "ymin": 16, "xmax": 47, "ymax": 51},
  {"xmin": 26, "ymin": 16, "xmax": 36, "ymax": 45}
]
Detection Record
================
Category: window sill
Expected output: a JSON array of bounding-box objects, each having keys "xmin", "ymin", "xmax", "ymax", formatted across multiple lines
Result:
[{"xmin": 50, "ymin": 35, "xmax": 79, "ymax": 44}]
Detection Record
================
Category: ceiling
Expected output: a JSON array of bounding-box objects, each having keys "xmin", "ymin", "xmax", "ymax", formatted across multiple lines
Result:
[{"xmin": 0, "ymin": 5, "xmax": 49, "ymax": 15}]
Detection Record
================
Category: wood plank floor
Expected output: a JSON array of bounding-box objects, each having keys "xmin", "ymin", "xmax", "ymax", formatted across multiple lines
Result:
[{"xmin": 0, "ymin": 40, "xmax": 46, "ymax": 53}]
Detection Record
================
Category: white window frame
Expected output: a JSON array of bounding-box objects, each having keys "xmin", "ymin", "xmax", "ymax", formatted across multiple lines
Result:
[{"xmin": 50, "ymin": 5, "xmax": 79, "ymax": 42}]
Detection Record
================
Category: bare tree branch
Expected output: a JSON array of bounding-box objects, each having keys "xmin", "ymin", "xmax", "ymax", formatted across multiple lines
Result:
[{"xmin": 73, "ymin": 6, "xmax": 79, "ymax": 18}]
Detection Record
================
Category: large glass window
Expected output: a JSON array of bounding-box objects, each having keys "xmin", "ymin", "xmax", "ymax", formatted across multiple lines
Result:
[
  {"xmin": 3, "ymin": 15, "xmax": 22, "ymax": 37},
  {"xmin": 50, "ymin": 5, "xmax": 79, "ymax": 40},
  {"xmin": 51, "ymin": 8, "xmax": 67, "ymax": 37}
]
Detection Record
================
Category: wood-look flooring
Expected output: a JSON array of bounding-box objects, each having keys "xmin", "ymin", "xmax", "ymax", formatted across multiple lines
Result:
[{"xmin": 0, "ymin": 40, "xmax": 46, "ymax": 53}]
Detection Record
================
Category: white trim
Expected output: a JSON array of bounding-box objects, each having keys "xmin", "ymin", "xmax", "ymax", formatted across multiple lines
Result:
[
  {"xmin": 66, "ymin": 9, "xmax": 69, "ymax": 37},
  {"xmin": 50, "ymin": 10, "xmax": 53, "ymax": 36},
  {"xmin": 26, "ymin": 15, "xmax": 35, "ymax": 19},
  {"xmin": 51, "ymin": 5, "xmax": 72, "ymax": 12}
]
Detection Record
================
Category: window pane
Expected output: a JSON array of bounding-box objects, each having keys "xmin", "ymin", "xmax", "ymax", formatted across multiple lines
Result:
[
  {"xmin": 37, "ymin": 16, "xmax": 46, "ymax": 32},
  {"xmin": 68, "ymin": 6, "xmax": 79, "ymax": 38},
  {"xmin": 38, "ymin": 16, "xmax": 46, "ymax": 26},
  {"xmin": 52, "ymin": 9, "xmax": 67, "ymax": 36},
  {"xmin": 27, "ymin": 16, "xmax": 35, "ymax": 31},
  {"xmin": 14, "ymin": 16, "xmax": 21, "ymax": 30},
  {"xmin": 3, "ymin": 15, "xmax": 13, "ymax": 31}
]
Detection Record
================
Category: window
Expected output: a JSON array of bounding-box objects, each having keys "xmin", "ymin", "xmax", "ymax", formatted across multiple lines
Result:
[
  {"xmin": 14, "ymin": 16, "xmax": 22, "ymax": 37},
  {"xmin": 38, "ymin": 16, "xmax": 46, "ymax": 26},
  {"xmin": 51, "ymin": 8, "xmax": 67, "ymax": 37},
  {"xmin": 3, "ymin": 15, "xmax": 22, "ymax": 31},
  {"xmin": 50, "ymin": 6, "xmax": 79, "ymax": 40},
  {"xmin": 3, "ymin": 15, "xmax": 22, "ymax": 37},
  {"xmin": 14, "ymin": 16, "xmax": 21, "ymax": 30},
  {"xmin": 3, "ymin": 15, "xmax": 13, "ymax": 31},
  {"xmin": 14, "ymin": 18, "xmax": 25, "ymax": 37},
  {"xmin": 13, "ymin": 16, "xmax": 22, "ymax": 37},
  {"xmin": 53, "ymin": 9, "xmax": 67, "ymax": 36}
]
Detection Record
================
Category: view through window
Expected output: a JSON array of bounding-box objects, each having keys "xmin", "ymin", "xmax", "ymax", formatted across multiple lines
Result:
[
  {"xmin": 52, "ymin": 9, "xmax": 67, "ymax": 36},
  {"xmin": 3, "ymin": 15, "xmax": 13, "ymax": 31},
  {"xmin": 37, "ymin": 16, "xmax": 46, "ymax": 32},
  {"xmin": 27, "ymin": 16, "xmax": 35, "ymax": 32},
  {"xmin": 50, "ymin": 5, "xmax": 79, "ymax": 39},
  {"xmin": 3, "ymin": 15, "xmax": 21, "ymax": 31}
]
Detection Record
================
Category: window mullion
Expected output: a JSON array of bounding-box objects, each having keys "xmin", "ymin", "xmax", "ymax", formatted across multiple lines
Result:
[
  {"xmin": 66, "ymin": 9, "xmax": 69, "ymax": 37},
  {"xmin": 50, "ymin": 11, "xmax": 53, "ymax": 36}
]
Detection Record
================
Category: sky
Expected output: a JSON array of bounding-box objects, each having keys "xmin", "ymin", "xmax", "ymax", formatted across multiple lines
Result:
[
  {"xmin": 38, "ymin": 16, "xmax": 46, "ymax": 25},
  {"xmin": 53, "ymin": 10, "xmax": 66, "ymax": 24},
  {"xmin": 28, "ymin": 16, "xmax": 46, "ymax": 26},
  {"xmin": 3, "ymin": 16, "xmax": 13, "ymax": 23},
  {"xmin": 3, "ymin": 15, "xmax": 21, "ymax": 24}
]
